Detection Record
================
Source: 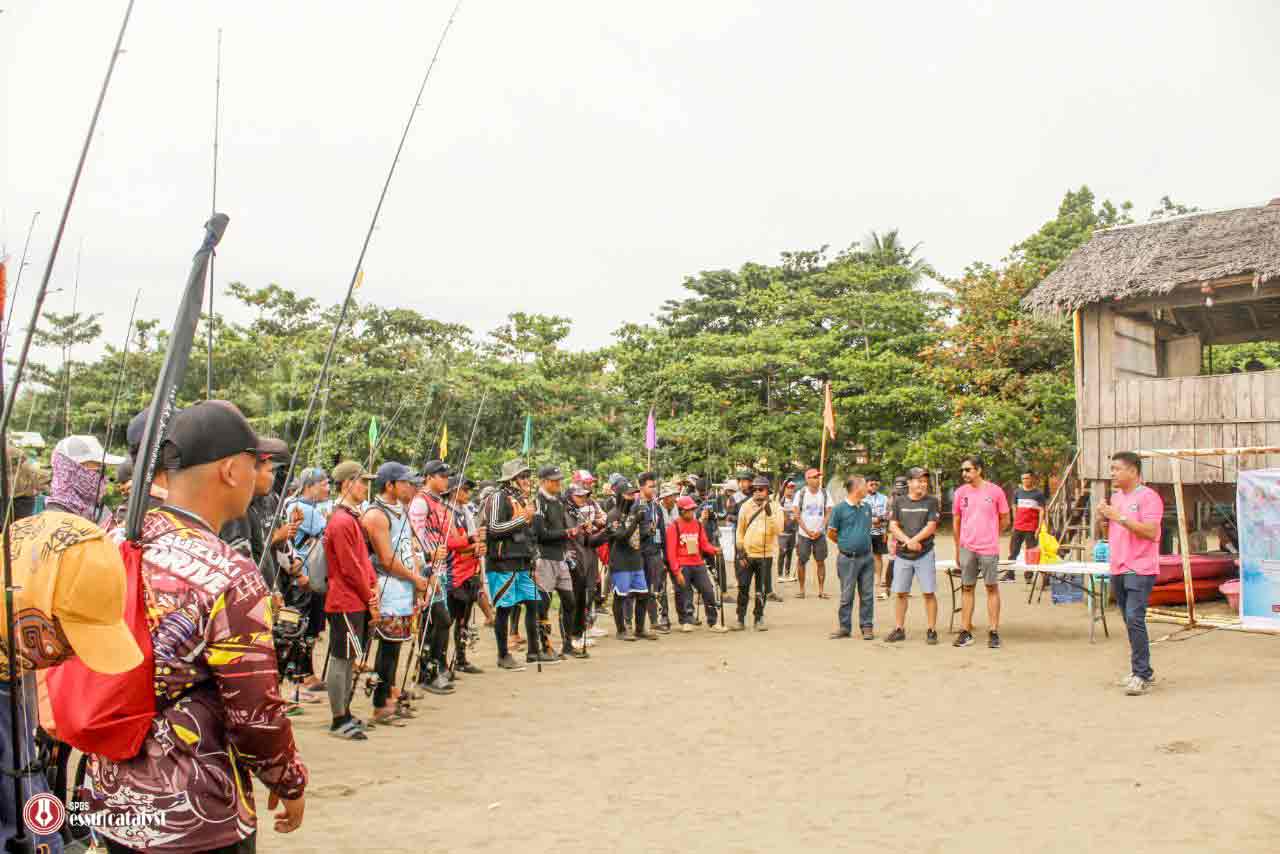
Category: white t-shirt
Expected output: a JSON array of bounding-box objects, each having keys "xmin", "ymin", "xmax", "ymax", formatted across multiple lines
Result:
[{"xmin": 791, "ymin": 487, "xmax": 829, "ymax": 539}]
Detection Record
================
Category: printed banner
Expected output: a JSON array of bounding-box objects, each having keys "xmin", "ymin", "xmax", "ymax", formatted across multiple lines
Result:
[{"xmin": 1236, "ymin": 469, "xmax": 1280, "ymax": 630}]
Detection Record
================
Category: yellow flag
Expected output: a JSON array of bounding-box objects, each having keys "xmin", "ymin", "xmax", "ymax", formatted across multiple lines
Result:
[
  {"xmin": 439, "ymin": 423, "xmax": 448, "ymax": 459},
  {"xmin": 354, "ymin": 269, "xmax": 364, "ymax": 290}
]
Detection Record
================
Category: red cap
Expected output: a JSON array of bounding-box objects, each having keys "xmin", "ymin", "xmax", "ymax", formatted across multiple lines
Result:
[
  {"xmin": 676, "ymin": 496, "xmax": 697, "ymax": 511},
  {"xmin": 805, "ymin": 468, "xmax": 820, "ymax": 478}
]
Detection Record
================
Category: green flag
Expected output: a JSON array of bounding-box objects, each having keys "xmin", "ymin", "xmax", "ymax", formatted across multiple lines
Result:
[
  {"xmin": 368, "ymin": 416, "xmax": 379, "ymax": 450},
  {"xmin": 521, "ymin": 414, "xmax": 533, "ymax": 455}
]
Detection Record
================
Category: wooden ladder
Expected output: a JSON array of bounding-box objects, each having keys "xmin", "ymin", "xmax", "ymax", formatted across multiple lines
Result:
[{"xmin": 1045, "ymin": 451, "xmax": 1091, "ymax": 557}]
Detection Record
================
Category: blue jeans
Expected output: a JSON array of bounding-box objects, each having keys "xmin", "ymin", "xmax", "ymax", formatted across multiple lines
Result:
[
  {"xmin": 1113, "ymin": 572, "xmax": 1155, "ymax": 680},
  {"xmin": 836, "ymin": 552, "xmax": 875, "ymax": 632}
]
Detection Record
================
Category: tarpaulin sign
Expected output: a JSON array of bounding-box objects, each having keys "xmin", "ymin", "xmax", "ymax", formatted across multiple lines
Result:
[{"xmin": 1236, "ymin": 469, "xmax": 1280, "ymax": 630}]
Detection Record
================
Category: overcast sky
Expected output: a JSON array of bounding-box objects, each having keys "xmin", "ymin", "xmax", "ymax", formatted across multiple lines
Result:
[{"xmin": 4, "ymin": 0, "xmax": 1279, "ymax": 367}]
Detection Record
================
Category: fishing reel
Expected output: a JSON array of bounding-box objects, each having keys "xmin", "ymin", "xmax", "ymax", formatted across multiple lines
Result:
[
  {"xmin": 362, "ymin": 673, "xmax": 384, "ymax": 699},
  {"xmin": 465, "ymin": 625, "xmax": 481, "ymax": 650}
]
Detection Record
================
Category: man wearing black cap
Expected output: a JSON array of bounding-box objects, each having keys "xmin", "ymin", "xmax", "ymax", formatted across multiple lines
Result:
[
  {"xmin": 323, "ymin": 460, "xmax": 379, "ymax": 739},
  {"xmin": 605, "ymin": 478, "xmax": 649, "ymax": 640},
  {"xmin": 444, "ymin": 475, "xmax": 486, "ymax": 674},
  {"xmin": 483, "ymin": 459, "xmax": 541, "ymax": 669},
  {"xmin": 533, "ymin": 465, "xmax": 584, "ymax": 660},
  {"xmin": 409, "ymin": 460, "xmax": 456, "ymax": 691},
  {"xmin": 637, "ymin": 472, "xmax": 672, "ymax": 635},
  {"xmin": 91, "ymin": 401, "xmax": 308, "ymax": 850},
  {"xmin": 566, "ymin": 481, "xmax": 608, "ymax": 652}
]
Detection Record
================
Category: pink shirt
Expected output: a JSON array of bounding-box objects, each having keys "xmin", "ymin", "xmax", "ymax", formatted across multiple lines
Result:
[
  {"xmin": 1108, "ymin": 484, "xmax": 1163, "ymax": 575},
  {"xmin": 952, "ymin": 481, "xmax": 1009, "ymax": 557}
]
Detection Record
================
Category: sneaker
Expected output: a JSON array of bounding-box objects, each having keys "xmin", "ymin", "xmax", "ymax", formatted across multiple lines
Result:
[
  {"xmin": 526, "ymin": 652, "xmax": 562, "ymax": 665},
  {"xmin": 988, "ymin": 631, "xmax": 1002, "ymax": 649},
  {"xmin": 567, "ymin": 647, "xmax": 590, "ymax": 659},
  {"xmin": 709, "ymin": 623, "xmax": 729, "ymax": 634},
  {"xmin": 926, "ymin": 629, "xmax": 938, "ymax": 645},
  {"xmin": 885, "ymin": 627, "xmax": 906, "ymax": 643},
  {"xmin": 680, "ymin": 623, "xmax": 693, "ymax": 633},
  {"xmin": 637, "ymin": 630, "xmax": 660, "ymax": 641},
  {"xmin": 953, "ymin": 630, "xmax": 974, "ymax": 648},
  {"xmin": 730, "ymin": 621, "xmax": 746, "ymax": 632},
  {"xmin": 1124, "ymin": 675, "xmax": 1149, "ymax": 696},
  {"xmin": 754, "ymin": 618, "xmax": 768, "ymax": 632},
  {"xmin": 1116, "ymin": 673, "xmax": 1157, "ymax": 688},
  {"xmin": 656, "ymin": 623, "xmax": 672, "ymax": 635},
  {"xmin": 767, "ymin": 592, "xmax": 784, "ymax": 603},
  {"xmin": 861, "ymin": 627, "xmax": 874, "ymax": 641},
  {"xmin": 828, "ymin": 630, "xmax": 852, "ymax": 639},
  {"xmin": 497, "ymin": 654, "xmax": 526, "ymax": 671},
  {"xmin": 588, "ymin": 626, "xmax": 609, "ymax": 638},
  {"xmin": 621, "ymin": 629, "xmax": 638, "ymax": 642},
  {"xmin": 457, "ymin": 662, "xmax": 484, "ymax": 675}
]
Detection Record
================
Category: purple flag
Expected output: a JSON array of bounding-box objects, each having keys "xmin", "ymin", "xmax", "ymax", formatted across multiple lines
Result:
[{"xmin": 645, "ymin": 407, "xmax": 657, "ymax": 450}]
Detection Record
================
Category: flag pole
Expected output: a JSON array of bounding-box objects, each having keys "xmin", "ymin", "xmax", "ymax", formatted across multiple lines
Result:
[{"xmin": 819, "ymin": 422, "xmax": 827, "ymax": 483}]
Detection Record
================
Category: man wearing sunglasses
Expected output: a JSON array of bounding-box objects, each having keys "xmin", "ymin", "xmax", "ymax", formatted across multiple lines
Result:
[
  {"xmin": 734, "ymin": 476, "xmax": 782, "ymax": 631},
  {"xmin": 952, "ymin": 456, "xmax": 1010, "ymax": 649}
]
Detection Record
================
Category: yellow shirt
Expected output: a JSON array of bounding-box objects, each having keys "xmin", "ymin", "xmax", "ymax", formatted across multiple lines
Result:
[{"xmin": 736, "ymin": 498, "xmax": 783, "ymax": 558}]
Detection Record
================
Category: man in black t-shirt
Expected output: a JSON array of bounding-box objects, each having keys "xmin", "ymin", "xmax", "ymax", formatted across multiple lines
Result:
[{"xmin": 886, "ymin": 467, "xmax": 941, "ymax": 644}]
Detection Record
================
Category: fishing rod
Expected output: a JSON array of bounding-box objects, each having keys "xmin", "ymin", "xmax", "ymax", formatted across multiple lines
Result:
[
  {"xmin": 403, "ymin": 389, "xmax": 486, "ymax": 689},
  {"xmin": 1, "ymin": 211, "xmax": 39, "ymax": 349},
  {"xmin": 90, "ymin": 289, "xmax": 141, "ymax": 521},
  {"xmin": 0, "ymin": 6, "xmax": 134, "ymax": 851},
  {"xmin": 258, "ymin": 0, "xmax": 465, "ymax": 574},
  {"xmin": 444, "ymin": 389, "xmax": 487, "ymax": 676},
  {"xmin": 206, "ymin": 28, "xmax": 223, "ymax": 399}
]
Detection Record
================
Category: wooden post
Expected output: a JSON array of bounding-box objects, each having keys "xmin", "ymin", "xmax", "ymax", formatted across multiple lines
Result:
[
  {"xmin": 1171, "ymin": 465, "xmax": 1197, "ymax": 626},
  {"xmin": 819, "ymin": 425, "xmax": 828, "ymax": 483}
]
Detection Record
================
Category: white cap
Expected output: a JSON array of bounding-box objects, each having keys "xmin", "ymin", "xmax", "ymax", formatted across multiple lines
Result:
[{"xmin": 54, "ymin": 435, "xmax": 125, "ymax": 467}]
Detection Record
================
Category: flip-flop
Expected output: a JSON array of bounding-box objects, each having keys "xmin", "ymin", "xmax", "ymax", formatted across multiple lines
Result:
[
  {"xmin": 371, "ymin": 714, "xmax": 407, "ymax": 727},
  {"xmin": 329, "ymin": 719, "xmax": 368, "ymax": 740}
]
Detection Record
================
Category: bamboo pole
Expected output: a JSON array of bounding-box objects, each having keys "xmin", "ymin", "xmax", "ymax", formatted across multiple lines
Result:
[
  {"xmin": 1138, "ymin": 446, "xmax": 1280, "ymax": 458},
  {"xmin": 1171, "ymin": 465, "xmax": 1197, "ymax": 627}
]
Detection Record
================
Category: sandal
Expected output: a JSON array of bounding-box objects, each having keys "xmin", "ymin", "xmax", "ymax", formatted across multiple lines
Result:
[
  {"xmin": 818, "ymin": 592, "xmax": 830, "ymax": 599},
  {"xmin": 371, "ymin": 712, "xmax": 407, "ymax": 727},
  {"xmin": 796, "ymin": 591, "xmax": 806, "ymax": 599}
]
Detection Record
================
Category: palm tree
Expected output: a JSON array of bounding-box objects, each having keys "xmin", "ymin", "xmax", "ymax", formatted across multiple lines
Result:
[{"xmin": 862, "ymin": 229, "xmax": 935, "ymax": 290}]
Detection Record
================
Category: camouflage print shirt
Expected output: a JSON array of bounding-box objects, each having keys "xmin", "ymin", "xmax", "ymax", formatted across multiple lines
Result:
[{"xmin": 90, "ymin": 506, "xmax": 307, "ymax": 852}]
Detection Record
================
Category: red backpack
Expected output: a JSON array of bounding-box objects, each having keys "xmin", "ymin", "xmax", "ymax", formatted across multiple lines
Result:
[{"xmin": 45, "ymin": 540, "xmax": 156, "ymax": 761}]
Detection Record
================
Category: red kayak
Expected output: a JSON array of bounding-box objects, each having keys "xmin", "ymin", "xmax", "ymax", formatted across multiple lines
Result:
[
  {"xmin": 1154, "ymin": 553, "xmax": 1237, "ymax": 585},
  {"xmin": 1148, "ymin": 576, "xmax": 1226, "ymax": 606}
]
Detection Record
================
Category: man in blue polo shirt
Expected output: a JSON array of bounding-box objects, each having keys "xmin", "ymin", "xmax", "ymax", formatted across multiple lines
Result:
[{"xmin": 827, "ymin": 475, "xmax": 875, "ymax": 640}]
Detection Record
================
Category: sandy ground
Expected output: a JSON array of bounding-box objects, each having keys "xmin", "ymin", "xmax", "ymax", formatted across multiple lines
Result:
[{"xmin": 264, "ymin": 534, "xmax": 1280, "ymax": 854}]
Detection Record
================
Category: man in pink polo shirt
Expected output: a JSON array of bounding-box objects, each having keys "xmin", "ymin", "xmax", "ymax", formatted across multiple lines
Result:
[
  {"xmin": 952, "ymin": 456, "xmax": 1009, "ymax": 649},
  {"xmin": 1097, "ymin": 451, "xmax": 1163, "ymax": 696}
]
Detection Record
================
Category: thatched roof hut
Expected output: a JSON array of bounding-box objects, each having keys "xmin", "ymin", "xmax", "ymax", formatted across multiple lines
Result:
[{"xmin": 1023, "ymin": 198, "xmax": 1280, "ymax": 315}]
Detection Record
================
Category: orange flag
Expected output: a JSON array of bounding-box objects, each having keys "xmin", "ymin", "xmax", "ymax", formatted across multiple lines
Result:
[{"xmin": 822, "ymin": 381, "xmax": 836, "ymax": 439}]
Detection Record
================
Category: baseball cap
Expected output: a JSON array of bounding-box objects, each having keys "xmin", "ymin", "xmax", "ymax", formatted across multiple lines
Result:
[
  {"xmin": 568, "ymin": 484, "xmax": 591, "ymax": 497},
  {"xmin": 375, "ymin": 461, "xmax": 421, "ymax": 490},
  {"xmin": 300, "ymin": 467, "xmax": 328, "ymax": 488},
  {"xmin": 158, "ymin": 401, "xmax": 260, "ymax": 471},
  {"xmin": 538, "ymin": 465, "xmax": 563, "ymax": 481},
  {"xmin": 446, "ymin": 475, "xmax": 476, "ymax": 494},
  {"xmin": 805, "ymin": 467, "xmax": 820, "ymax": 478},
  {"xmin": 126, "ymin": 406, "xmax": 184, "ymax": 459},
  {"xmin": 751, "ymin": 475, "xmax": 771, "ymax": 489},
  {"xmin": 54, "ymin": 435, "xmax": 125, "ymax": 467},
  {"xmin": 257, "ymin": 436, "xmax": 290, "ymax": 467},
  {"xmin": 659, "ymin": 484, "xmax": 680, "ymax": 499},
  {"xmin": 421, "ymin": 459, "xmax": 451, "ymax": 478},
  {"xmin": 332, "ymin": 460, "xmax": 374, "ymax": 484},
  {"xmin": 572, "ymin": 469, "xmax": 596, "ymax": 485},
  {"xmin": 735, "ymin": 468, "xmax": 755, "ymax": 481},
  {"xmin": 4, "ymin": 512, "xmax": 143, "ymax": 674},
  {"xmin": 613, "ymin": 478, "xmax": 638, "ymax": 496},
  {"xmin": 676, "ymin": 495, "xmax": 697, "ymax": 511},
  {"xmin": 906, "ymin": 466, "xmax": 928, "ymax": 479}
]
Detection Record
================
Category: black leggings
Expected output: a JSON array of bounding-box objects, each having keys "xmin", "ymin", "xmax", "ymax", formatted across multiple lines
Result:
[
  {"xmin": 778, "ymin": 535, "xmax": 796, "ymax": 576},
  {"xmin": 372, "ymin": 637, "xmax": 401, "ymax": 708},
  {"xmin": 494, "ymin": 603, "xmax": 539, "ymax": 659},
  {"xmin": 570, "ymin": 567, "xmax": 592, "ymax": 638},
  {"xmin": 448, "ymin": 593, "xmax": 475, "ymax": 666},
  {"xmin": 422, "ymin": 599, "xmax": 451, "ymax": 679}
]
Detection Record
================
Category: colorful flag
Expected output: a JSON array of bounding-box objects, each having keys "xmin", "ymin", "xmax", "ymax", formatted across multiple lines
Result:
[
  {"xmin": 354, "ymin": 269, "xmax": 365, "ymax": 290},
  {"xmin": 645, "ymin": 407, "xmax": 657, "ymax": 451},
  {"xmin": 439, "ymin": 423, "xmax": 449, "ymax": 459},
  {"xmin": 521, "ymin": 415, "xmax": 533, "ymax": 455},
  {"xmin": 368, "ymin": 415, "xmax": 379, "ymax": 449},
  {"xmin": 822, "ymin": 381, "xmax": 836, "ymax": 439}
]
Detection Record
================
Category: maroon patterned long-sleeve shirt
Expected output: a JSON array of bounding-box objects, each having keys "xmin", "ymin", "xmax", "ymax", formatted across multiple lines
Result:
[{"xmin": 90, "ymin": 506, "xmax": 307, "ymax": 852}]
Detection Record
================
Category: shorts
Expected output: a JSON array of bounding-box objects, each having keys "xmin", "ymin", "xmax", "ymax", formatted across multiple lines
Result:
[
  {"xmin": 327, "ymin": 611, "xmax": 370, "ymax": 661},
  {"xmin": 890, "ymin": 551, "xmax": 937, "ymax": 594},
  {"xmin": 487, "ymin": 569, "xmax": 539, "ymax": 608},
  {"xmin": 796, "ymin": 535, "xmax": 828, "ymax": 565},
  {"xmin": 449, "ymin": 574, "xmax": 481, "ymax": 604},
  {"xmin": 871, "ymin": 534, "xmax": 887, "ymax": 555},
  {"xmin": 612, "ymin": 568, "xmax": 650, "ymax": 596},
  {"xmin": 958, "ymin": 548, "xmax": 1000, "ymax": 586},
  {"xmin": 534, "ymin": 558, "xmax": 575, "ymax": 594}
]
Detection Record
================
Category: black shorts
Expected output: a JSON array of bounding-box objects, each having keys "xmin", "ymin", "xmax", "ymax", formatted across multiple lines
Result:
[
  {"xmin": 327, "ymin": 611, "xmax": 370, "ymax": 661},
  {"xmin": 871, "ymin": 534, "xmax": 887, "ymax": 556},
  {"xmin": 795, "ymin": 536, "xmax": 828, "ymax": 565},
  {"xmin": 449, "ymin": 575, "xmax": 481, "ymax": 604}
]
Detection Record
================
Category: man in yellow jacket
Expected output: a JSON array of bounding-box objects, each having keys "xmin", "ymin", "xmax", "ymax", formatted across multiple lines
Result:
[{"xmin": 734, "ymin": 475, "xmax": 783, "ymax": 631}]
